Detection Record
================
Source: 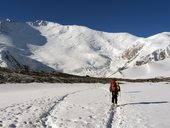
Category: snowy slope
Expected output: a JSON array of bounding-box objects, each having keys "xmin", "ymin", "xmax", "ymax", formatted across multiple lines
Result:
[
  {"xmin": 28, "ymin": 21, "xmax": 139, "ymax": 76},
  {"xmin": 0, "ymin": 82, "xmax": 170, "ymax": 128},
  {"xmin": 114, "ymin": 32, "xmax": 170, "ymax": 78},
  {"xmin": 114, "ymin": 58, "xmax": 170, "ymax": 79},
  {"xmin": 1, "ymin": 18, "xmax": 170, "ymax": 78}
]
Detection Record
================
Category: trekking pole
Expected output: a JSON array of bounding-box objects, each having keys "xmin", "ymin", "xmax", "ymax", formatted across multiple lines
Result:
[
  {"xmin": 120, "ymin": 90, "xmax": 121, "ymax": 98},
  {"xmin": 118, "ymin": 90, "xmax": 121, "ymax": 105}
]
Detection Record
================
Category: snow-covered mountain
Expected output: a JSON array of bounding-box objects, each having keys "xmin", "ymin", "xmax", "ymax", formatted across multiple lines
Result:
[{"xmin": 0, "ymin": 18, "xmax": 170, "ymax": 78}]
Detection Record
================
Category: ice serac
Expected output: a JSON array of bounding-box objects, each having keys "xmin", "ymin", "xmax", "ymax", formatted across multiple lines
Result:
[{"xmin": 0, "ymin": 18, "xmax": 170, "ymax": 78}]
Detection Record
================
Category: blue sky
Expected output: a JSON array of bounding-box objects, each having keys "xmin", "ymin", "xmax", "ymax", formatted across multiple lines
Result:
[{"xmin": 1, "ymin": 0, "xmax": 170, "ymax": 37}]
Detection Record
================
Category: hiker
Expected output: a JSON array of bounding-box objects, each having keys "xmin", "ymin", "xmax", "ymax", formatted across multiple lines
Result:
[{"xmin": 110, "ymin": 79, "xmax": 120, "ymax": 105}]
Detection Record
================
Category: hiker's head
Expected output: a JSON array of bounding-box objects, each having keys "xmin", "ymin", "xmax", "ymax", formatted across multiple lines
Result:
[{"xmin": 111, "ymin": 79, "xmax": 116, "ymax": 82}]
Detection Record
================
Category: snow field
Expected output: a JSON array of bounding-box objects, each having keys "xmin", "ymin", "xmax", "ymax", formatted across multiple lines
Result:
[
  {"xmin": 0, "ymin": 83, "xmax": 111, "ymax": 128},
  {"xmin": 46, "ymin": 87, "xmax": 111, "ymax": 128},
  {"xmin": 115, "ymin": 82, "xmax": 170, "ymax": 128},
  {"xmin": 0, "ymin": 82, "xmax": 170, "ymax": 128}
]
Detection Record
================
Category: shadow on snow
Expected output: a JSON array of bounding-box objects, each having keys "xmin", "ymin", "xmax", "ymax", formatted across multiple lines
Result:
[
  {"xmin": 119, "ymin": 101, "xmax": 170, "ymax": 107},
  {"xmin": 106, "ymin": 106, "xmax": 116, "ymax": 128},
  {"xmin": 123, "ymin": 91, "xmax": 143, "ymax": 94}
]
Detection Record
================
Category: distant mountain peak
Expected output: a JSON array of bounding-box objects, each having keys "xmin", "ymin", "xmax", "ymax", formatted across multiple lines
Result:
[{"xmin": 30, "ymin": 20, "xmax": 49, "ymax": 26}]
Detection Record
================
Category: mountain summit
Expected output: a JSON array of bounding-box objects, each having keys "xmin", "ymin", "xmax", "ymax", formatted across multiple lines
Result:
[{"xmin": 0, "ymin": 19, "xmax": 170, "ymax": 78}]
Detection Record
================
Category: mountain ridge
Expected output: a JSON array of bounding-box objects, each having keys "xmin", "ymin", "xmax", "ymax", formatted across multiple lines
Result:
[{"xmin": 0, "ymin": 18, "xmax": 170, "ymax": 78}]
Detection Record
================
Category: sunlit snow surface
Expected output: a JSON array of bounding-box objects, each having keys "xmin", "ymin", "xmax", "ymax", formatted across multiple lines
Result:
[{"xmin": 0, "ymin": 83, "xmax": 170, "ymax": 128}]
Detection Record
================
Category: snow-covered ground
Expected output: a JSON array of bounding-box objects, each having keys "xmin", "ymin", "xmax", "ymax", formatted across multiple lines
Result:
[{"xmin": 0, "ymin": 82, "xmax": 170, "ymax": 128}]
